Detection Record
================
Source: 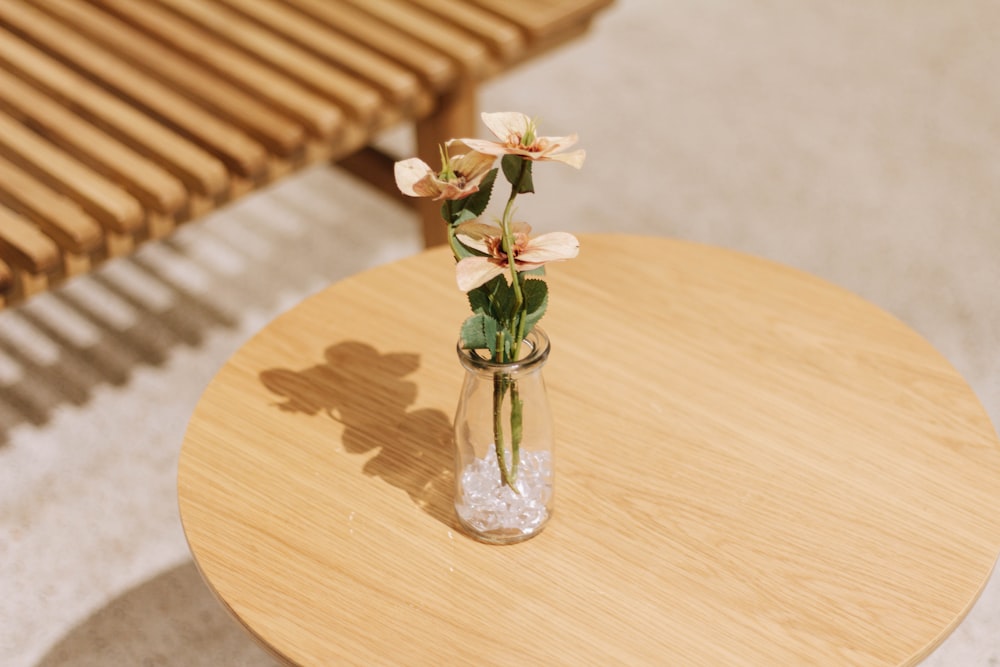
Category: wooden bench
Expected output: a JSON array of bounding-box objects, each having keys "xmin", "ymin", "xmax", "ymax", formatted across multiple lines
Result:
[{"xmin": 0, "ymin": 0, "xmax": 613, "ymax": 309}]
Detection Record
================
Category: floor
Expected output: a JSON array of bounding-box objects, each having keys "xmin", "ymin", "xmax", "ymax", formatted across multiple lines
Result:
[{"xmin": 2, "ymin": 1, "xmax": 999, "ymax": 664}]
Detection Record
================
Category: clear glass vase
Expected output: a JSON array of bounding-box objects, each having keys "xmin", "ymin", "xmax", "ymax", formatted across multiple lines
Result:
[{"xmin": 453, "ymin": 328, "xmax": 555, "ymax": 544}]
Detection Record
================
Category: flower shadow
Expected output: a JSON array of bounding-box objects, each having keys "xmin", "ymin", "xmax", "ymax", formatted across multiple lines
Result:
[{"xmin": 259, "ymin": 341, "xmax": 457, "ymax": 528}]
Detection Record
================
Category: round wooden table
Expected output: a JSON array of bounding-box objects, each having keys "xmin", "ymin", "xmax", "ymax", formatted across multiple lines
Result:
[{"xmin": 178, "ymin": 234, "xmax": 1000, "ymax": 666}]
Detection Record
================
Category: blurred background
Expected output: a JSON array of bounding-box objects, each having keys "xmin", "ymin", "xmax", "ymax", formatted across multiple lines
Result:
[{"xmin": 2, "ymin": 1, "xmax": 998, "ymax": 664}]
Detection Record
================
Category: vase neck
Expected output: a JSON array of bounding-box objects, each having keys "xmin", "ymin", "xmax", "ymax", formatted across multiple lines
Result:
[{"xmin": 456, "ymin": 327, "xmax": 550, "ymax": 376}]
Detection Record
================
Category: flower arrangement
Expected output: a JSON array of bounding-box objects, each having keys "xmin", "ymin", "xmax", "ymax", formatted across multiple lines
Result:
[{"xmin": 394, "ymin": 112, "xmax": 584, "ymax": 494}]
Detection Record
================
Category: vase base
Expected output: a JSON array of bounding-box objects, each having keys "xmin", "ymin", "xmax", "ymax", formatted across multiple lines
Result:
[
  {"xmin": 454, "ymin": 447, "xmax": 552, "ymax": 544},
  {"xmin": 456, "ymin": 516, "xmax": 551, "ymax": 545}
]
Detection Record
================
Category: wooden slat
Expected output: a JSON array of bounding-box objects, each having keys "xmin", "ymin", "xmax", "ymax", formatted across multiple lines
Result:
[
  {"xmin": 0, "ymin": 68, "xmax": 186, "ymax": 216},
  {"xmin": 0, "ymin": 1, "xmax": 269, "ymax": 181},
  {"xmin": 0, "ymin": 109, "xmax": 144, "ymax": 234},
  {"xmin": 0, "ymin": 154, "xmax": 103, "ymax": 254},
  {"xmin": 284, "ymin": 0, "xmax": 457, "ymax": 91},
  {"xmin": 405, "ymin": 0, "xmax": 525, "ymax": 61},
  {"xmin": 0, "ymin": 0, "xmax": 615, "ymax": 311},
  {"xmin": 155, "ymin": 0, "xmax": 385, "ymax": 127},
  {"xmin": 0, "ymin": 205, "xmax": 60, "ymax": 273},
  {"xmin": 90, "ymin": 0, "xmax": 347, "ymax": 141},
  {"xmin": 216, "ymin": 0, "xmax": 429, "ymax": 112},
  {"xmin": 334, "ymin": 0, "xmax": 495, "ymax": 77},
  {"xmin": 470, "ymin": 0, "xmax": 615, "ymax": 40},
  {"xmin": 0, "ymin": 29, "xmax": 229, "ymax": 198},
  {"xmin": 37, "ymin": 0, "xmax": 307, "ymax": 158}
]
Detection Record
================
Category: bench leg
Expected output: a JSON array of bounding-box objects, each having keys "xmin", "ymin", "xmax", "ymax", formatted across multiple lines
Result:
[{"xmin": 416, "ymin": 77, "xmax": 477, "ymax": 247}]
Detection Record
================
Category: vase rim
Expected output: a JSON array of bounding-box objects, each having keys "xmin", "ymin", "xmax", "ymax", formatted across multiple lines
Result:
[{"xmin": 456, "ymin": 327, "xmax": 550, "ymax": 374}]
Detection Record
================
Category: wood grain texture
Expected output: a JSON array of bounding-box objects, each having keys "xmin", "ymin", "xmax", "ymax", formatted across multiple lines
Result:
[
  {"xmin": 0, "ymin": 109, "xmax": 145, "ymax": 234},
  {"xmin": 0, "ymin": 204, "xmax": 60, "ymax": 272},
  {"xmin": 0, "ymin": 154, "xmax": 103, "ymax": 254},
  {"xmin": 0, "ymin": 0, "xmax": 613, "ymax": 308},
  {"xmin": 471, "ymin": 0, "xmax": 615, "ymax": 39},
  {"xmin": 38, "ymin": 0, "xmax": 308, "ymax": 157},
  {"xmin": 178, "ymin": 235, "xmax": 1000, "ymax": 666}
]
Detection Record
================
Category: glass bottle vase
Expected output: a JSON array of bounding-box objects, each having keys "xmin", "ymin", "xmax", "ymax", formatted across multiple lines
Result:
[{"xmin": 453, "ymin": 328, "xmax": 554, "ymax": 544}]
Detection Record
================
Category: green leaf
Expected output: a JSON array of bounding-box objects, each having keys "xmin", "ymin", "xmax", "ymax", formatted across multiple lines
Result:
[
  {"xmin": 455, "ymin": 168, "xmax": 497, "ymax": 220},
  {"xmin": 467, "ymin": 284, "xmax": 491, "ymax": 315},
  {"xmin": 489, "ymin": 276, "xmax": 517, "ymax": 327},
  {"xmin": 501, "ymin": 155, "xmax": 534, "ymax": 194},
  {"xmin": 522, "ymin": 265, "xmax": 546, "ymax": 278},
  {"xmin": 443, "ymin": 168, "xmax": 497, "ymax": 226},
  {"xmin": 521, "ymin": 279, "xmax": 549, "ymax": 335},
  {"xmin": 449, "ymin": 224, "xmax": 481, "ymax": 260},
  {"xmin": 452, "ymin": 208, "xmax": 479, "ymax": 226},
  {"xmin": 460, "ymin": 314, "xmax": 499, "ymax": 355}
]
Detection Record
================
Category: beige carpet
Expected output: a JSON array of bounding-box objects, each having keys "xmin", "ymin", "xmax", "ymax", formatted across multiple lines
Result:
[{"xmin": 2, "ymin": 1, "xmax": 998, "ymax": 664}]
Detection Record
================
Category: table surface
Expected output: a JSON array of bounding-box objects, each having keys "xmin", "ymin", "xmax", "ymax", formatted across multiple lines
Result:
[{"xmin": 178, "ymin": 234, "xmax": 1000, "ymax": 666}]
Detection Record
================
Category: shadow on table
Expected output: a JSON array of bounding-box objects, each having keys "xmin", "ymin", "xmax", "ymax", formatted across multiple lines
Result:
[
  {"xmin": 260, "ymin": 341, "xmax": 457, "ymax": 528},
  {"xmin": 0, "ymin": 168, "xmax": 418, "ymax": 450},
  {"xmin": 35, "ymin": 561, "xmax": 281, "ymax": 667}
]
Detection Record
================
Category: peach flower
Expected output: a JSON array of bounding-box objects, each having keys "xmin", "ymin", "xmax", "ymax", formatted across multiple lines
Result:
[
  {"xmin": 454, "ymin": 221, "xmax": 580, "ymax": 291},
  {"xmin": 459, "ymin": 112, "xmax": 585, "ymax": 169},
  {"xmin": 394, "ymin": 149, "xmax": 496, "ymax": 201}
]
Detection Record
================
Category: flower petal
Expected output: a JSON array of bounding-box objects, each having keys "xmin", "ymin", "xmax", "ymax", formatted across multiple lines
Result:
[
  {"xmin": 456, "ymin": 137, "xmax": 508, "ymax": 157},
  {"xmin": 456, "ymin": 257, "xmax": 506, "ymax": 292},
  {"xmin": 481, "ymin": 111, "xmax": 530, "ymax": 143},
  {"xmin": 454, "ymin": 221, "xmax": 503, "ymax": 255},
  {"xmin": 452, "ymin": 151, "xmax": 497, "ymax": 180},
  {"xmin": 510, "ymin": 221, "xmax": 533, "ymax": 236},
  {"xmin": 540, "ymin": 133, "xmax": 579, "ymax": 151},
  {"xmin": 544, "ymin": 148, "xmax": 586, "ymax": 169},
  {"xmin": 516, "ymin": 232, "xmax": 580, "ymax": 265},
  {"xmin": 394, "ymin": 157, "xmax": 433, "ymax": 196},
  {"xmin": 435, "ymin": 181, "xmax": 482, "ymax": 200}
]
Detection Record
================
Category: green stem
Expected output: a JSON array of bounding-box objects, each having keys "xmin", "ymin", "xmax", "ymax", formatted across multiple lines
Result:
[
  {"xmin": 497, "ymin": 158, "xmax": 532, "ymax": 487},
  {"xmin": 492, "ymin": 370, "xmax": 513, "ymax": 489},
  {"xmin": 500, "ymin": 159, "xmax": 530, "ymax": 362},
  {"xmin": 491, "ymin": 331, "xmax": 519, "ymax": 492},
  {"xmin": 509, "ymin": 379, "xmax": 522, "ymax": 482},
  {"xmin": 443, "ymin": 201, "xmax": 466, "ymax": 262}
]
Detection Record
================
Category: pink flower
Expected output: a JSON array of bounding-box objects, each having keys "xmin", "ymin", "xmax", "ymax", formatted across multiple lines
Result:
[
  {"xmin": 454, "ymin": 221, "xmax": 580, "ymax": 291},
  {"xmin": 394, "ymin": 150, "xmax": 496, "ymax": 200},
  {"xmin": 460, "ymin": 112, "xmax": 585, "ymax": 168}
]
